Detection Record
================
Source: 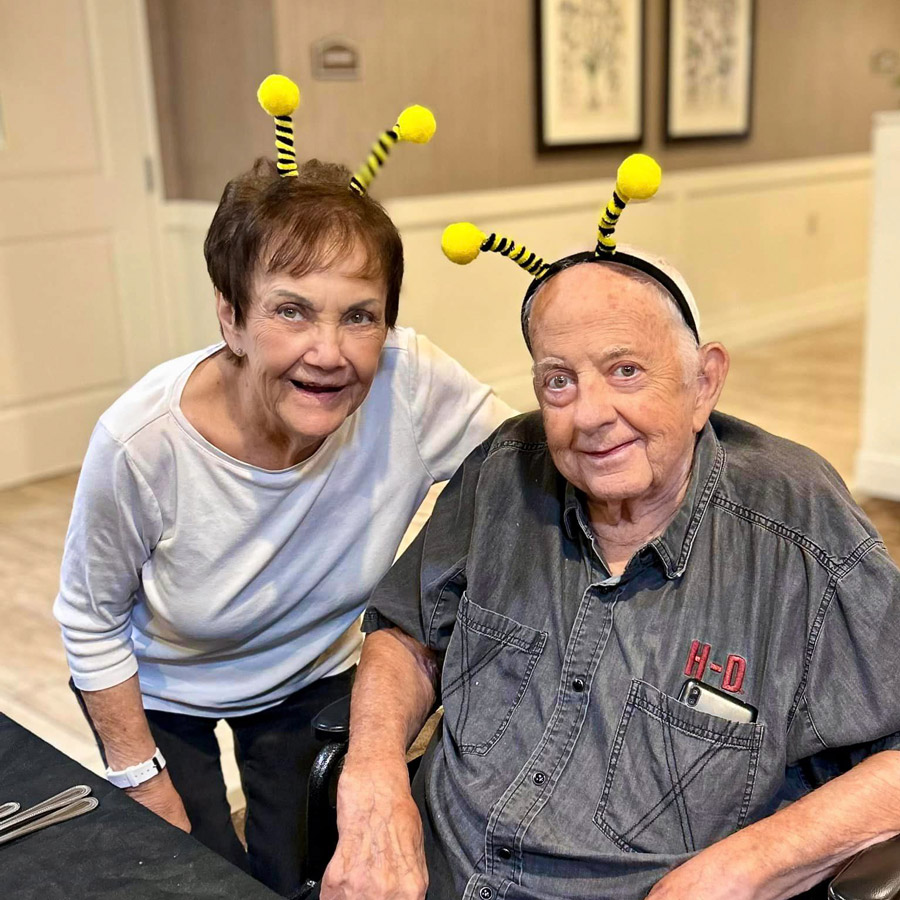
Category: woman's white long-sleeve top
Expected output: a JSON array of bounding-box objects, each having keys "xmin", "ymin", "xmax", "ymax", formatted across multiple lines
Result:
[{"xmin": 54, "ymin": 327, "xmax": 514, "ymax": 716}]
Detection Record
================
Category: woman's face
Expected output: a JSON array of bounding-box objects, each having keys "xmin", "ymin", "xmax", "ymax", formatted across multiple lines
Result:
[{"xmin": 220, "ymin": 244, "xmax": 389, "ymax": 454}]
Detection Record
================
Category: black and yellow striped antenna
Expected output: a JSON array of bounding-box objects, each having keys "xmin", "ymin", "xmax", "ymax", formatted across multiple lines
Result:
[
  {"xmin": 441, "ymin": 154, "xmax": 702, "ymax": 349},
  {"xmin": 596, "ymin": 154, "xmax": 661, "ymax": 254},
  {"xmin": 441, "ymin": 154, "xmax": 662, "ymax": 283},
  {"xmin": 349, "ymin": 106, "xmax": 436, "ymax": 196},
  {"xmin": 257, "ymin": 74, "xmax": 302, "ymax": 177},
  {"xmin": 441, "ymin": 223, "xmax": 550, "ymax": 279}
]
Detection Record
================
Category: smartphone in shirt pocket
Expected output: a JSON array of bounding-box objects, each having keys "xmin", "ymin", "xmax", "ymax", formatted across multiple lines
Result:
[{"xmin": 679, "ymin": 678, "xmax": 758, "ymax": 723}]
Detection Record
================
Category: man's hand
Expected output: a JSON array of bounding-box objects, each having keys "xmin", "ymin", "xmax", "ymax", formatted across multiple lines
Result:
[
  {"xmin": 645, "ymin": 841, "xmax": 765, "ymax": 900},
  {"xmin": 321, "ymin": 757, "xmax": 428, "ymax": 900},
  {"xmin": 322, "ymin": 628, "xmax": 437, "ymax": 898},
  {"xmin": 125, "ymin": 771, "xmax": 192, "ymax": 833},
  {"xmin": 647, "ymin": 751, "xmax": 900, "ymax": 900}
]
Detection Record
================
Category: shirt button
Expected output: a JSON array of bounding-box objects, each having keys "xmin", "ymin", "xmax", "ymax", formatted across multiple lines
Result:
[
  {"xmin": 497, "ymin": 847, "xmax": 512, "ymax": 860},
  {"xmin": 572, "ymin": 677, "xmax": 586, "ymax": 692},
  {"xmin": 532, "ymin": 771, "xmax": 547, "ymax": 785},
  {"xmin": 480, "ymin": 888, "xmax": 494, "ymax": 900}
]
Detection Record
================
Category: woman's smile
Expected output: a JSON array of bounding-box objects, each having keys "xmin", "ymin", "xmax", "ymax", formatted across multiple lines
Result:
[{"xmin": 288, "ymin": 377, "xmax": 352, "ymax": 406}]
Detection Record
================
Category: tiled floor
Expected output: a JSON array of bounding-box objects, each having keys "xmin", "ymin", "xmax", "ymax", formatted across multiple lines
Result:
[{"xmin": 1, "ymin": 315, "xmax": 898, "ymax": 812}]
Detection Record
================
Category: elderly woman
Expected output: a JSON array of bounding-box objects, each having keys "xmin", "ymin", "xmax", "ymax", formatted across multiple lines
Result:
[{"xmin": 53, "ymin": 133, "xmax": 512, "ymax": 896}]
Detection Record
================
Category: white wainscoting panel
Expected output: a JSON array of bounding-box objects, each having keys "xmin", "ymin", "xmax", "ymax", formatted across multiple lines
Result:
[
  {"xmin": 856, "ymin": 113, "xmax": 900, "ymax": 501},
  {"xmin": 160, "ymin": 201, "xmax": 224, "ymax": 356},
  {"xmin": 0, "ymin": 235, "xmax": 126, "ymax": 408},
  {"xmin": 162, "ymin": 154, "xmax": 871, "ymax": 413}
]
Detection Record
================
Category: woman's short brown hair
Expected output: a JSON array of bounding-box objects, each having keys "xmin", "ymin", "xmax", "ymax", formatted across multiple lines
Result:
[{"xmin": 204, "ymin": 158, "xmax": 404, "ymax": 328}]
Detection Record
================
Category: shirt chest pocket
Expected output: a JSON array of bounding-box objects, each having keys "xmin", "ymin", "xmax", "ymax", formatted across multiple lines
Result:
[
  {"xmin": 441, "ymin": 593, "xmax": 547, "ymax": 757},
  {"xmin": 594, "ymin": 679, "xmax": 764, "ymax": 855}
]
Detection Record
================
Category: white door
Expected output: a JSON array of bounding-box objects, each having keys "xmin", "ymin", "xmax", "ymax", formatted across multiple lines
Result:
[{"xmin": 0, "ymin": 0, "xmax": 170, "ymax": 489}]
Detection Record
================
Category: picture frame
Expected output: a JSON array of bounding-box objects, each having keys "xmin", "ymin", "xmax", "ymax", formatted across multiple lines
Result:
[
  {"xmin": 665, "ymin": 0, "xmax": 755, "ymax": 141},
  {"xmin": 535, "ymin": 0, "xmax": 645, "ymax": 152}
]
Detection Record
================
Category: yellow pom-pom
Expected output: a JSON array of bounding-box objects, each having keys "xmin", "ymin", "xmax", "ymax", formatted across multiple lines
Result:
[
  {"xmin": 396, "ymin": 105, "xmax": 436, "ymax": 144},
  {"xmin": 616, "ymin": 153, "xmax": 661, "ymax": 201},
  {"xmin": 442, "ymin": 223, "xmax": 486, "ymax": 265},
  {"xmin": 257, "ymin": 74, "xmax": 300, "ymax": 117}
]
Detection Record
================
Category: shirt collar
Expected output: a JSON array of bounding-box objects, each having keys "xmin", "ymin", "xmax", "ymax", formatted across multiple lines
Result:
[{"xmin": 562, "ymin": 421, "xmax": 725, "ymax": 579}]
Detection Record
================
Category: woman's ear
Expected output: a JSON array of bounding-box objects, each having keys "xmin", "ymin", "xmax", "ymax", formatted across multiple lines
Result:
[
  {"xmin": 692, "ymin": 342, "xmax": 730, "ymax": 432},
  {"xmin": 215, "ymin": 291, "xmax": 241, "ymax": 353}
]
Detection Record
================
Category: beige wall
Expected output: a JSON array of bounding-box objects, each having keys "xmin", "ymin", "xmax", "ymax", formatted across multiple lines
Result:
[
  {"xmin": 149, "ymin": 0, "xmax": 900, "ymax": 201},
  {"xmin": 147, "ymin": 0, "xmax": 278, "ymax": 200}
]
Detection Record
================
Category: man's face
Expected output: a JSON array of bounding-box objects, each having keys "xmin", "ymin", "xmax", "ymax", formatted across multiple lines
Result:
[{"xmin": 530, "ymin": 264, "xmax": 704, "ymax": 507}]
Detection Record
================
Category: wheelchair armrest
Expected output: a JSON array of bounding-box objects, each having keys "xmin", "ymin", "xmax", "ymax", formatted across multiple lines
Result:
[
  {"xmin": 829, "ymin": 835, "xmax": 900, "ymax": 900},
  {"xmin": 306, "ymin": 740, "xmax": 348, "ymax": 882},
  {"xmin": 312, "ymin": 693, "xmax": 351, "ymax": 742},
  {"xmin": 304, "ymin": 693, "xmax": 351, "ymax": 884}
]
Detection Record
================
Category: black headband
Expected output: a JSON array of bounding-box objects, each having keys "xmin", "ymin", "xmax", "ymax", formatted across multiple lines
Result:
[{"xmin": 520, "ymin": 251, "xmax": 700, "ymax": 350}]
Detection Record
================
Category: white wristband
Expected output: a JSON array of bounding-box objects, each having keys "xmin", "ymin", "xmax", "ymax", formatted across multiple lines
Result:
[{"xmin": 105, "ymin": 747, "xmax": 166, "ymax": 789}]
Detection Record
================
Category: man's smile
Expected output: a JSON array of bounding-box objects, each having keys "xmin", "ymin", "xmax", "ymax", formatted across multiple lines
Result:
[{"xmin": 579, "ymin": 439, "xmax": 639, "ymax": 461}]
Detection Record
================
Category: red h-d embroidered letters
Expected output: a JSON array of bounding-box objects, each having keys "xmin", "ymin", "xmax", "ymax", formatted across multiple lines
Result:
[{"xmin": 684, "ymin": 639, "xmax": 747, "ymax": 693}]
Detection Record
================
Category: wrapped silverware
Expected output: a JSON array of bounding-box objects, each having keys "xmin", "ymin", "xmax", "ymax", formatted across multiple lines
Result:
[
  {"xmin": 0, "ymin": 797, "xmax": 98, "ymax": 846},
  {"xmin": 0, "ymin": 785, "xmax": 97, "ymax": 846}
]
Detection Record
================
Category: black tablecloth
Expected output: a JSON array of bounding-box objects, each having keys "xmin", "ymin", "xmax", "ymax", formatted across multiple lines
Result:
[{"xmin": 0, "ymin": 712, "xmax": 280, "ymax": 899}]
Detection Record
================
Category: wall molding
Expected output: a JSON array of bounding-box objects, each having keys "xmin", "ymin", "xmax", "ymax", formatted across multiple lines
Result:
[{"xmin": 384, "ymin": 153, "xmax": 872, "ymax": 227}]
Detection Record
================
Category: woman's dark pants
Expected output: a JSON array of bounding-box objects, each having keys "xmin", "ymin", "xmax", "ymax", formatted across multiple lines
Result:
[{"xmin": 141, "ymin": 668, "xmax": 353, "ymax": 900}]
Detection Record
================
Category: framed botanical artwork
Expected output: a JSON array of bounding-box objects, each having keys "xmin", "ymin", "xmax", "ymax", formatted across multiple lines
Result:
[
  {"xmin": 535, "ymin": 0, "xmax": 645, "ymax": 152},
  {"xmin": 665, "ymin": 0, "xmax": 755, "ymax": 141}
]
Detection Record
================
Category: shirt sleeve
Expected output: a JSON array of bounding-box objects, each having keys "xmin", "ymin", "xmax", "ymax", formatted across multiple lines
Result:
[
  {"xmin": 362, "ymin": 436, "xmax": 489, "ymax": 661},
  {"xmin": 53, "ymin": 422, "xmax": 163, "ymax": 692},
  {"xmin": 787, "ymin": 542, "xmax": 900, "ymax": 771},
  {"xmin": 406, "ymin": 330, "xmax": 516, "ymax": 483}
]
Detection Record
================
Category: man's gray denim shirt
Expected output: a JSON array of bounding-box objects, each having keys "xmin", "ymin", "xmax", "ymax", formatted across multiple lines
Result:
[{"xmin": 363, "ymin": 410, "xmax": 900, "ymax": 900}]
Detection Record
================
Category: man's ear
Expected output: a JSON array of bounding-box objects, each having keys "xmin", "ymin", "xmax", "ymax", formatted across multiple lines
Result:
[
  {"xmin": 215, "ymin": 291, "xmax": 240, "ymax": 351},
  {"xmin": 692, "ymin": 342, "xmax": 730, "ymax": 432}
]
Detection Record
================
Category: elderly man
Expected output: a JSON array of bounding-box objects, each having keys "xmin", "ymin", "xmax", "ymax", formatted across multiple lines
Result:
[{"xmin": 320, "ymin": 165, "xmax": 900, "ymax": 899}]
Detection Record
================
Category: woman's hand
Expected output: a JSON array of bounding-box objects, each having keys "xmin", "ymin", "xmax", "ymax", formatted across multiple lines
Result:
[
  {"xmin": 77, "ymin": 677, "xmax": 191, "ymax": 833},
  {"xmin": 126, "ymin": 770, "xmax": 192, "ymax": 833},
  {"xmin": 321, "ymin": 757, "xmax": 428, "ymax": 900}
]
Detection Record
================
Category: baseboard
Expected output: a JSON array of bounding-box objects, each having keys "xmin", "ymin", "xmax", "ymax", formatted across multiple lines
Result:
[
  {"xmin": 854, "ymin": 451, "xmax": 900, "ymax": 502},
  {"xmin": 704, "ymin": 279, "xmax": 866, "ymax": 349}
]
